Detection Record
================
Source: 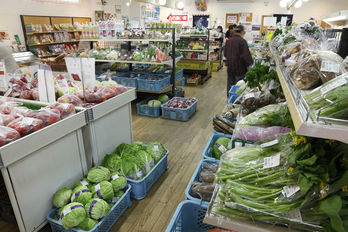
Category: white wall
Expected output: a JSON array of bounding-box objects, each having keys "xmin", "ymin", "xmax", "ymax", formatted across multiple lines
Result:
[
  {"xmin": 0, "ymin": 0, "xmax": 93, "ymax": 44},
  {"xmin": 159, "ymin": 0, "xmax": 348, "ymax": 28}
]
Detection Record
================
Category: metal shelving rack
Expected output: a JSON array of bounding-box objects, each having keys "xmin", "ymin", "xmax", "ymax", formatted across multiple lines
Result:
[{"xmin": 80, "ymin": 28, "xmax": 182, "ymax": 96}]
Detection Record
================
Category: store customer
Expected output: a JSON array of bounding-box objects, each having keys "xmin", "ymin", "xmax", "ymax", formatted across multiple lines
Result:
[
  {"xmin": 0, "ymin": 38, "xmax": 18, "ymax": 73},
  {"xmin": 225, "ymin": 24, "xmax": 236, "ymax": 40},
  {"xmin": 224, "ymin": 25, "xmax": 253, "ymax": 96}
]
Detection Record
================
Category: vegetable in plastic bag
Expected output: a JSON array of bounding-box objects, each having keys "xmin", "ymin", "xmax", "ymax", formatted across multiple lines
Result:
[
  {"xmin": 76, "ymin": 217, "xmax": 98, "ymax": 231},
  {"xmin": 87, "ymin": 167, "xmax": 111, "ymax": 183},
  {"xmin": 53, "ymin": 187, "xmax": 72, "ymax": 208},
  {"xmin": 109, "ymin": 172, "xmax": 127, "ymax": 192},
  {"xmin": 48, "ymin": 103, "xmax": 75, "ymax": 119},
  {"xmin": 59, "ymin": 202, "xmax": 86, "ymax": 229},
  {"xmin": 58, "ymin": 94, "xmax": 83, "ymax": 107},
  {"xmin": 71, "ymin": 185, "xmax": 92, "ymax": 205},
  {"xmin": 200, "ymin": 171, "xmax": 216, "ymax": 183},
  {"xmin": 213, "ymin": 137, "xmax": 230, "ymax": 160},
  {"xmin": 0, "ymin": 113, "xmax": 15, "ymax": 126},
  {"xmin": 0, "ymin": 126, "xmax": 21, "ymax": 147},
  {"xmin": 191, "ymin": 182, "xmax": 215, "ymax": 202},
  {"xmin": 85, "ymin": 198, "xmax": 110, "ymax": 220},
  {"xmin": 146, "ymin": 142, "xmax": 166, "ymax": 163},
  {"xmin": 121, "ymin": 152, "xmax": 145, "ymax": 179},
  {"xmin": 138, "ymin": 150, "xmax": 154, "ymax": 173},
  {"xmin": 233, "ymin": 126, "xmax": 292, "ymax": 143},
  {"xmin": 103, "ymin": 153, "xmax": 122, "ymax": 172},
  {"xmin": 7, "ymin": 117, "xmax": 45, "ymax": 136},
  {"xmin": 92, "ymin": 181, "xmax": 114, "ymax": 201},
  {"xmin": 132, "ymin": 141, "xmax": 146, "ymax": 151}
]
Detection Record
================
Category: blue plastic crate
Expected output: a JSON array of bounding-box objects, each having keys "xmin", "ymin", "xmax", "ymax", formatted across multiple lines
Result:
[
  {"xmin": 228, "ymin": 94, "xmax": 241, "ymax": 104},
  {"xmin": 137, "ymin": 74, "xmax": 171, "ymax": 92},
  {"xmin": 203, "ymin": 133, "xmax": 254, "ymax": 161},
  {"xmin": 127, "ymin": 150, "xmax": 169, "ymax": 200},
  {"xmin": 161, "ymin": 97, "xmax": 198, "ymax": 121},
  {"xmin": 136, "ymin": 97, "xmax": 168, "ymax": 118},
  {"xmin": 159, "ymin": 68, "xmax": 184, "ymax": 82},
  {"xmin": 113, "ymin": 73, "xmax": 142, "ymax": 88},
  {"xmin": 177, "ymin": 78, "xmax": 186, "ymax": 86},
  {"xmin": 46, "ymin": 184, "xmax": 132, "ymax": 232},
  {"xmin": 166, "ymin": 200, "xmax": 220, "ymax": 232},
  {"xmin": 185, "ymin": 159, "xmax": 219, "ymax": 207},
  {"xmin": 228, "ymin": 85, "xmax": 240, "ymax": 97}
]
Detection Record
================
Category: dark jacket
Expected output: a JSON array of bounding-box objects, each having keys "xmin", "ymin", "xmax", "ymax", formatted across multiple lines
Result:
[{"xmin": 224, "ymin": 34, "xmax": 253, "ymax": 76}]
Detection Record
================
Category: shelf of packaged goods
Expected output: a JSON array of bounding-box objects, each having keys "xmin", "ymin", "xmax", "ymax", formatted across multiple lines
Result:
[
  {"xmin": 95, "ymin": 59, "xmax": 164, "ymax": 65},
  {"xmin": 270, "ymin": 45, "xmax": 348, "ymax": 144},
  {"xmin": 177, "ymin": 49, "xmax": 207, "ymax": 52},
  {"xmin": 136, "ymin": 77, "xmax": 184, "ymax": 94},
  {"xmin": 28, "ymin": 40, "xmax": 79, "ymax": 46},
  {"xmin": 80, "ymin": 38, "xmax": 171, "ymax": 43},
  {"xmin": 26, "ymin": 30, "xmax": 81, "ymax": 35}
]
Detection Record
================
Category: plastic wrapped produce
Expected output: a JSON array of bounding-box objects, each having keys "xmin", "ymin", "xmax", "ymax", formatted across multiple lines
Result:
[
  {"xmin": 29, "ymin": 108, "xmax": 61, "ymax": 126},
  {"xmin": 8, "ymin": 117, "xmax": 45, "ymax": 136},
  {"xmin": 0, "ymin": 113, "xmax": 15, "ymax": 126},
  {"xmin": 0, "ymin": 101, "xmax": 18, "ymax": 114},
  {"xmin": 191, "ymin": 182, "xmax": 215, "ymax": 202},
  {"xmin": 58, "ymin": 94, "xmax": 83, "ymax": 107},
  {"xmin": 48, "ymin": 103, "xmax": 75, "ymax": 119},
  {"xmin": 304, "ymin": 73, "xmax": 348, "ymax": 120},
  {"xmin": 233, "ymin": 126, "xmax": 292, "ymax": 143},
  {"xmin": 0, "ymin": 126, "xmax": 21, "ymax": 146},
  {"xmin": 200, "ymin": 171, "xmax": 216, "ymax": 183}
]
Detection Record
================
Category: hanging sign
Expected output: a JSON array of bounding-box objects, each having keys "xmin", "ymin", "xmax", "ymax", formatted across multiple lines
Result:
[
  {"xmin": 167, "ymin": 12, "xmax": 189, "ymax": 22},
  {"xmin": 227, "ymin": 16, "xmax": 237, "ymax": 24},
  {"xmin": 0, "ymin": 60, "xmax": 7, "ymax": 91}
]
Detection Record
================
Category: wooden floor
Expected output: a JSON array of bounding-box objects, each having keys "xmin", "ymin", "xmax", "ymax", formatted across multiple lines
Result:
[{"xmin": 0, "ymin": 68, "xmax": 228, "ymax": 232}]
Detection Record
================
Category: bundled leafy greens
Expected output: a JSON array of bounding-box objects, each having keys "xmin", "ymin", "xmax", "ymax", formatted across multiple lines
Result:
[
  {"xmin": 103, "ymin": 153, "xmax": 122, "ymax": 172},
  {"xmin": 85, "ymin": 198, "xmax": 110, "ymax": 220},
  {"xmin": 58, "ymin": 202, "xmax": 86, "ymax": 229},
  {"xmin": 92, "ymin": 181, "xmax": 114, "ymax": 201},
  {"xmin": 146, "ymin": 142, "xmax": 166, "ymax": 163},
  {"xmin": 87, "ymin": 167, "xmax": 111, "ymax": 183},
  {"xmin": 71, "ymin": 185, "xmax": 92, "ymax": 205}
]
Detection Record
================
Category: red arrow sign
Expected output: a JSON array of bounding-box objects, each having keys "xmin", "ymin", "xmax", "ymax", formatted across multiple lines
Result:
[{"xmin": 167, "ymin": 13, "xmax": 188, "ymax": 22}]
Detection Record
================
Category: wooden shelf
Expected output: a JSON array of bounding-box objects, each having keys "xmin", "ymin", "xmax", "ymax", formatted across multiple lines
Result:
[
  {"xmin": 29, "ymin": 40, "xmax": 79, "ymax": 46},
  {"xmin": 26, "ymin": 30, "xmax": 81, "ymax": 35},
  {"xmin": 270, "ymin": 45, "xmax": 348, "ymax": 144}
]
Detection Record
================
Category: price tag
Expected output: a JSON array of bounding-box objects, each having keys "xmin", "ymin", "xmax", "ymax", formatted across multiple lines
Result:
[
  {"xmin": 261, "ymin": 139, "xmax": 278, "ymax": 148},
  {"xmin": 65, "ymin": 57, "xmax": 82, "ymax": 78},
  {"xmin": 94, "ymin": 184, "xmax": 101, "ymax": 191},
  {"xmin": 320, "ymin": 75, "xmax": 347, "ymax": 95},
  {"xmin": 154, "ymin": 145, "xmax": 159, "ymax": 152},
  {"xmin": 81, "ymin": 58, "xmax": 96, "ymax": 83},
  {"xmin": 244, "ymin": 92, "xmax": 255, "ymax": 99},
  {"xmin": 283, "ymin": 185, "xmax": 300, "ymax": 197},
  {"xmin": 215, "ymin": 143, "xmax": 227, "ymax": 153},
  {"xmin": 320, "ymin": 60, "xmax": 340, "ymax": 73},
  {"xmin": 263, "ymin": 153, "xmax": 280, "ymax": 169},
  {"xmin": 45, "ymin": 69, "xmax": 56, "ymax": 103},
  {"xmin": 38, "ymin": 68, "xmax": 48, "ymax": 102},
  {"xmin": 0, "ymin": 60, "xmax": 7, "ymax": 91},
  {"xmin": 286, "ymin": 209, "xmax": 303, "ymax": 222},
  {"xmin": 111, "ymin": 174, "xmax": 120, "ymax": 180},
  {"xmin": 62, "ymin": 207, "xmax": 72, "ymax": 217},
  {"xmin": 80, "ymin": 180, "xmax": 88, "ymax": 186}
]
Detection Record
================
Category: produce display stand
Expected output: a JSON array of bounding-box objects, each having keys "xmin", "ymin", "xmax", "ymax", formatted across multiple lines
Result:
[
  {"xmin": 0, "ymin": 110, "xmax": 88, "ymax": 232},
  {"xmin": 269, "ymin": 45, "xmax": 348, "ymax": 144},
  {"xmin": 81, "ymin": 88, "xmax": 136, "ymax": 167},
  {"xmin": 176, "ymin": 29, "xmax": 213, "ymax": 84},
  {"xmin": 80, "ymin": 28, "xmax": 181, "ymax": 97}
]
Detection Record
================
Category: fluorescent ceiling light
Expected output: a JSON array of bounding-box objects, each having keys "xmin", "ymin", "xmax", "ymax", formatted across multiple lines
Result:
[
  {"xmin": 279, "ymin": 0, "xmax": 287, "ymax": 8},
  {"xmin": 177, "ymin": 1, "xmax": 184, "ymax": 9},
  {"xmin": 159, "ymin": 0, "xmax": 166, "ymax": 5},
  {"xmin": 294, "ymin": 0, "xmax": 302, "ymax": 8}
]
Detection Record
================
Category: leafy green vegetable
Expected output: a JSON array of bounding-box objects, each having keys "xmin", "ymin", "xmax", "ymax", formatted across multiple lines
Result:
[
  {"xmin": 103, "ymin": 153, "xmax": 122, "ymax": 172},
  {"xmin": 146, "ymin": 142, "xmax": 166, "ymax": 163},
  {"xmin": 121, "ymin": 151, "xmax": 144, "ymax": 179},
  {"xmin": 213, "ymin": 137, "xmax": 230, "ymax": 160},
  {"xmin": 74, "ymin": 178, "xmax": 93, "ymax": 192},
  {"xmin": 114, "ymin": 143, "xmax": 137, "ymax": 156},
  {"xmin": 92, "ymin": 181, "xmax": 114, "ymax": 201},
  {"xmin": 115, "ymin": 190, "xmax": 124, "ymax": 198},
  {"xmin": 132, "ymin": 141, "xmax": 146, "ymax": 151},
  {"xmin": 110, "ymin": 172, "xmax": 127, "ymax": 192},
  {"xmin": 71, "ymin": 185, "xmax": 92, "ymax": 205},
  {"xmin": 59, "ymin": 202, "xmax": 86, "ymax": 229},
  {"xmin": 76, "ymin": 217, "xmax": 98, "ymax": 231},
  {"xmin": 85, "ymin": 198, "xmax": 110, "ymax": 220},
  {"xmin": 87, "ymin": 167, "xmax": 111, "ymax": 183},
  {"xmin": 53, "ymin": 187, "xmax": 72, "ymax": 208}
]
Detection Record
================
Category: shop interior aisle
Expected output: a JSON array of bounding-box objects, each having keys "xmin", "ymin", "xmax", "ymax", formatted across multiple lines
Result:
[
  {"xmin": 0, "ymin": 68, "xmax": 227, "ymax": 232},
  {"xmin": 114, "ymin": 69, "xmax": 227, "ymax": 232}
]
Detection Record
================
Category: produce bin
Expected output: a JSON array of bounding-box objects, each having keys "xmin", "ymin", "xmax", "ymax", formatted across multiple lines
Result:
[
  {"xmin": 112, "ymin": 73, "xmax": 140, "ymax": 88},
  {"xmin": 82, "ymin": 88, "xmax": 136, "ymax": 168},
  {"xmin": 166, "ymin": 200, "xmax": 221, "ymax": 232},
  {"xmin": 228, "ymin": 85, "xmax": 240, "ymax": 99},
  {"xmin": 137, "ymin": 74, "xmax": 171, "ymax": 92},
  {"xmin": 127, "ymin": 150, "xmax": 169, "ymax": 200},
  {"xmin": 177, "ymin": 60, "xmax": 210, "ymax": 70},
  {"xmin": 0, "ymin": 110, "xmax": 88, "ymax": 232},
  {"xmin": 185, "ymin": 159, "xmax": 219, "ymax": 207},
  {"xmin": 47, "ymin": 184, "xmax": 132, "ymax": 232},
  {"xmin": 161, "ymin": 97, "xmax": 198, "ymax": 121},
  {"xmin": 136, "ymin": 97, "xmax": 168, "ymax": 118},
  {"xmin": 158, "ymin": 68, "xmax": 184, "ymax": 82},
  {"xmin": 202, "ymin": 133, "xmax": 253, "ymax": 161}
]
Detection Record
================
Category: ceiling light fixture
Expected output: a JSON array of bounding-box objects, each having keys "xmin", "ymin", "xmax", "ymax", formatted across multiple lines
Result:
[
  {"xmin": 177, "ymin": 1, "xmax": 184, "ymax": 9},
  {"xmin": 126, "ymin": 2, "xmax": 130, "ymax": 6},
  {"xmin": 294, "ymin": 0, "xmax": 302, "ymax": 8},
  {"xmin": 279, "ymin": 0, "xmax": 287, "ymax": 8},
  {"xmin": 159, "ymin": 0, "xmax": 166, "ymax": 5}
]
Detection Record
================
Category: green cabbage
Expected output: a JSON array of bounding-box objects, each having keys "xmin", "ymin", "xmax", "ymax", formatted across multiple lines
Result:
[
  {"xmin": 103, "ymin": 153, "xmax": 122, "ymax": 172},
  {"xmin": 59, "ymin": 202, "xmax": 86, "ymax": 229},
  {"xmin": 76, "ymin": 217, "xmax": 98, "ymax": 231},
  {"xmin": 115, "ymin": 190, "xmax": 124, "ymax": 198},
  {"xmin": 133, "ymin": 141, "xmax": 146, "ymax": 151},
  {"xmin": 121, "ymin": 151, "xmax": 145, "ymax": 179},
  {"xmin": 138, "ymin": 150, "xmax": 154, "ymax": 173},
  {"xmin": 87, "ymin": 167, "xmax": 111, "ymax": 183},
  {"xmin": 146, "ymin": 142, "xmax": 166, "ymax": 163},
  {"xmin": 74, "ymin": 178, "xmax": 93, "ymax": 192},
  {"xmin": 114, "ymin": 143, "xmax": 137, "ymax": 156},
  {"xmin": 110, "ymin": 172, "xmax": 127, "ymax": 192},
  {"xmin": 53, "ymin": 187, "xmax": 72, "ymax": 208},
  {"xmin": 92, "ymin": 181, "xmax": 114, "ymax": 201},
  {"xmin": 85, "ymin": 198, "xmax": 110, "ymax": 220},
  {"xmin": 71, "ymin": 185, "xmax": 92, "ymax": 205}
]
